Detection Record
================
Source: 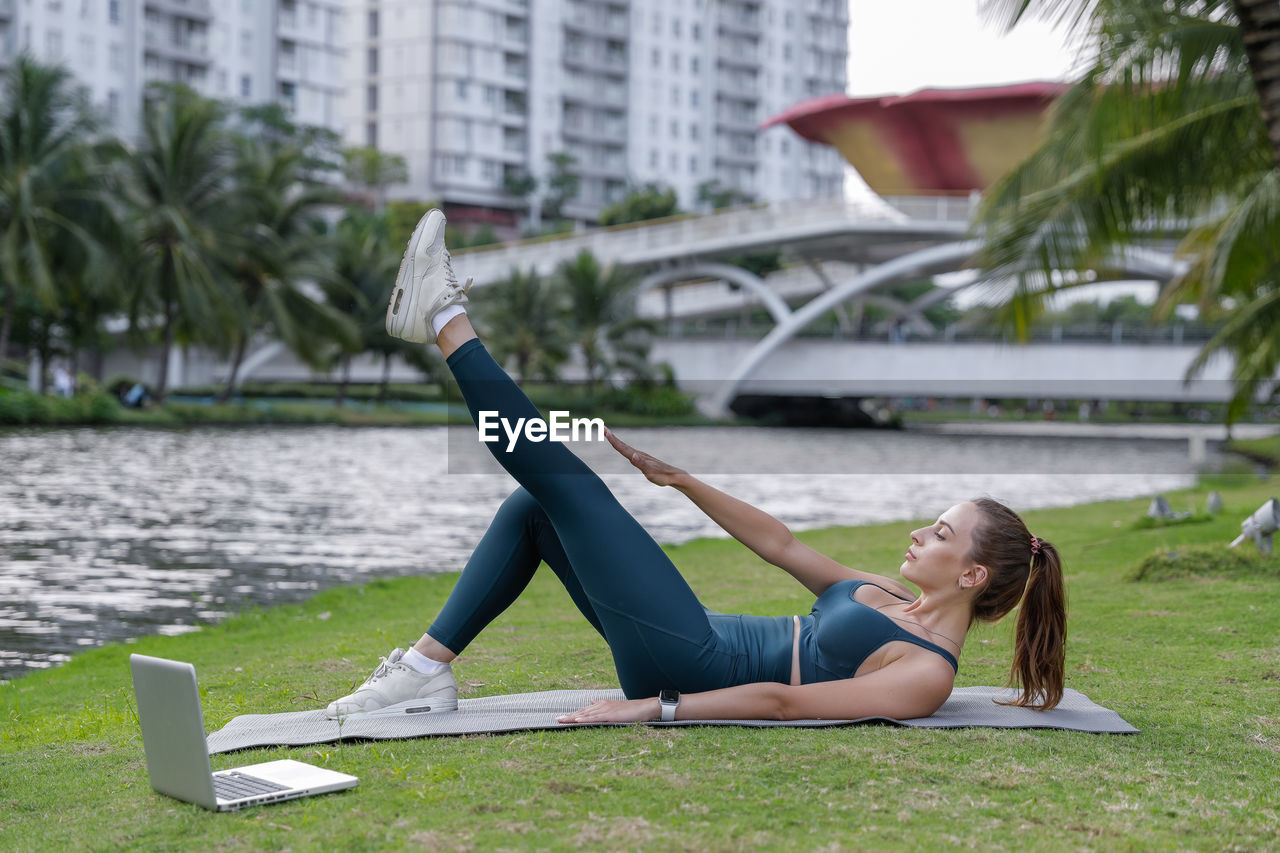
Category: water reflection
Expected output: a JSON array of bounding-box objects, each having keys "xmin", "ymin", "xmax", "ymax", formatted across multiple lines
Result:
[{"xmin": 0, "ymin": 425, "xmax": 1197, "ymax": 681}]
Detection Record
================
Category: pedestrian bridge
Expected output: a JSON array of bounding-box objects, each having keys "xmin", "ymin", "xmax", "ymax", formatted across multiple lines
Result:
[{"xmin": 648, "ymin": 338, "xmax": 1237, "ymax": 409}]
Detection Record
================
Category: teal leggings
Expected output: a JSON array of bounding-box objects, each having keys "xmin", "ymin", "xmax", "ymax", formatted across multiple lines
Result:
[{"xmin": 427, "ymin": 338, "xmax": 743, "ymax": 698}]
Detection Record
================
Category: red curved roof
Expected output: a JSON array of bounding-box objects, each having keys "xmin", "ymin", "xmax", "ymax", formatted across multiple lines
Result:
[{"xmin": 763, "ymin": 82, "xmax": 1067, "ymax": 195}]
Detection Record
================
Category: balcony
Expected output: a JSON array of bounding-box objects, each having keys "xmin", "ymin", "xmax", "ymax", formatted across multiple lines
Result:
[
  {"xmin": 717, "ymin": 41, "xmax": 759, "ymax": 67},
  {"xmin": 144, "ymin": 0, "xmax": 213, "ymax": 23},
  {"xmin": 563, "ymin": 114, "xmax": 627, "ymax": 145},
  {"xmin": 717, "ymin": 12, "xmax": 761, "ymax": 36},
  {"xmin": 0, "ymin": 0, "xmax": 12, "ymax": 20},
  {"xmin": 562, "ymin": 41, "xmax": 627, "ymax": 74},
  {"xmin": 143, "ymin": 27, "xmax": 211, "ymax": 65}
]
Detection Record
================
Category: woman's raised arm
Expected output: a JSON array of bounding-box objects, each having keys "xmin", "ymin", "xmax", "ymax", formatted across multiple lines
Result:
[{"xmin": 605, "ymin": 429, "xmax": 915, "ymax": 599}]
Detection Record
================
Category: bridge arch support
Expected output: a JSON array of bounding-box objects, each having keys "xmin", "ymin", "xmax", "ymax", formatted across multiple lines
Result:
[
  {"xmin": 699, "ymin": 241, "xmax": 1189, "ymax": 418},
  {"xmin": 635, "ymin": 263, "xmax": 793, "ymax": 326}
]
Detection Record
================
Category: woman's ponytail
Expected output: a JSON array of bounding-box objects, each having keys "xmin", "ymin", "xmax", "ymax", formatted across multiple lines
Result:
[
  {"xmin": 968, "ymin": 498, "xmax": 1068, "ymax": 711},
  {"xmin": 1005, "ymin": 540, "xmax": 1066, "ymax": 710}
]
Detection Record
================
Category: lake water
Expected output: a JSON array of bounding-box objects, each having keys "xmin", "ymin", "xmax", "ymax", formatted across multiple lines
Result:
[{"xmin": 0, "ymin": 424, "xmax": 1203, "ymax": 681}]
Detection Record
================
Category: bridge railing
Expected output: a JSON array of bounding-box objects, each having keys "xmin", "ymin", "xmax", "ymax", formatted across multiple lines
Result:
[
  {"xmin": 452, "ymin": 194, "xmax": 968, "ymax": 285},
  {"xmin": 659, "ymin": 321, "xmax": 1218, "ymax": 346}
]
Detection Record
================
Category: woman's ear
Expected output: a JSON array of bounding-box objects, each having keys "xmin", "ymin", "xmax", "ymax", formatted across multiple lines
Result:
[{"xmin": 965, "ymin": 564, "xmax": 989, "ymax": 590}]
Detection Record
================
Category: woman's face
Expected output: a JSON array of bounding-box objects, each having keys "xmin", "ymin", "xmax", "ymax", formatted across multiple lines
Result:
[{"xmin": 900, "ymin": 501, "xmax": 984, "ymax": 590}]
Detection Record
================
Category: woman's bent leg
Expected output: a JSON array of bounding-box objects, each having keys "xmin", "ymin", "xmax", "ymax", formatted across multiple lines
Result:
[
  {"xmin": 427, "ymin": 487, "xmax": 605, "ymax": 654},
  {"xmin": 445, "ymin": 339, "xmax": 735, "ymax": 697}
]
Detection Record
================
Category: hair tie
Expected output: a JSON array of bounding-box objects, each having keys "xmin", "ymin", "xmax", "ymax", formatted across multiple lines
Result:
[{"xmin": 1029, "ymin": 535, "xmax": 1042, "ymax": 557}]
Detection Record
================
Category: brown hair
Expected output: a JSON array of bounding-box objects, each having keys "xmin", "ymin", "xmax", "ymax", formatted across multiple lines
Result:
[{"xmin": 967, "ymin": 497, "xmax": 1067, "ymax": 710}]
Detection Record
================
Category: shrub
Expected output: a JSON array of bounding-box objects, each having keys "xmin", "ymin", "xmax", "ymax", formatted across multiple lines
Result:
[{"xmin": 1129, "ymin": 544, "xmax": 1277, "ymax": 582}]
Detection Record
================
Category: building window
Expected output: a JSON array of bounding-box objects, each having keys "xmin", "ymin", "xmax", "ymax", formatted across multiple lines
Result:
[
  {"xmin": 649, "ymin": 149, "xmax": 658, "ymax": 168},
  {"xmin": 108, "ymin": 0, "xmax": 119, "ymax": 24},
  {"xmin": 673, "ymin": 19, "xmax": 681, "ymax": 38},
  {"xmin": 368, "ymin": 10, "xmax": 378, "ymax": 37},
  {"xmin": 109, "ymin": 42, "xmax": 123, "ymax": 71},
  {"xmin": 366, "ymin": 84, "xmax": 377, "ymax": 112},
  {"xmin": 690, "ymin": 122, "xmax": 698, "ymax": 140},
  {"xmin": 690, "ymin": 90, "xmax": 699, "ymax": 108},
  {"xmin": 366, "ymin": 121, "xmax": 377, "ymax": 148},
  {"xmin": 46, "ymin": 30, "xmax": 63, "ymax": 60},
  {"xmin": 669, "ymin": 118, "xmax": 679, "ymax": 138},
  {"xmin": 691, "ymin": 57, "xmax": 699, "ymax": 75},
  {"xmin": 107, "ymin": 90, "xmax": 119, "ymax": 118},
  {"xmin": 692, "ymin": 22, "xmax": 700, "ymax": 41},
  {"xmin": 240, "ymin": 75, "xmax": 252, "ymax": 98},
  {"xmin": 455, "ymin": 79, "xmax": 468, "ymax": 100},
  {"xmin": 651, "ymin": 48, "xmax": 659, "ymax": 68},
  {"xmin": 690, "ymin": 156, "xmax": 698, "ymax": 175},
  {"xmin": 367, "ymin": 47, "xmax": 378, "ymax": 75}
]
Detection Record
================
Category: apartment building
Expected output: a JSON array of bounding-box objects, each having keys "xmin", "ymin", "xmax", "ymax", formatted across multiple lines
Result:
[
  {"xmin": 346, "ymin": 0, "xmax": 848, "ymax": 223},
  {"xmin": 0, "ymin": 0, "xmax": 345, "ymax": 138}
]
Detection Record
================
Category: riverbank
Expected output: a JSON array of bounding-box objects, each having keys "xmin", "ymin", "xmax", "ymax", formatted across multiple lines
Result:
[
  {"xmin": 2, "ymin": 474, "xmax": 1278, "ymax": 850},
  {"xmin": 0, "ymin": 386, "xmax": 722, "ymax": 428}
]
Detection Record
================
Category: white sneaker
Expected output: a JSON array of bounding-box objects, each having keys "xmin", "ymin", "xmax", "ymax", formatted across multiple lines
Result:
[
  {"xmin": 325, "ymin": 648, "xmax": 459, "ymax": 719},
  {"xmin": 385, "ymin": 209, "xmax": 473, "ymax": 344}
]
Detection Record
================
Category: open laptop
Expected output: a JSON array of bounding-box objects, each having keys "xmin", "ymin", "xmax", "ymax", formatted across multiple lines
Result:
[{"xmin": 130, "ymin": 654, "xmax": 358, "ymax": 811}]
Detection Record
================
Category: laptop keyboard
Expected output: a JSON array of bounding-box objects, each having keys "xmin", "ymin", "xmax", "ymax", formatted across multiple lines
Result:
[{"xmin": 213, "ymin": 771, "xmax": 292, "ymax": 801}]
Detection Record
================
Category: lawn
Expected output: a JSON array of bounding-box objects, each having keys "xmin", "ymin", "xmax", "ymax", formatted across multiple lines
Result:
[{"xmin": 2, "ymin": 475, "xmax": 1278, "ymax": 851}]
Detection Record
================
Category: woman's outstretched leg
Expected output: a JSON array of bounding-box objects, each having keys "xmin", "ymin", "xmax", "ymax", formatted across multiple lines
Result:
[
  {"xmin": 331, "ymin": 209, "xmax": 736, "ymax": 717},
  {"xmin": 325, "ymin": 486, "xmax": 605, "ymax": 718}
]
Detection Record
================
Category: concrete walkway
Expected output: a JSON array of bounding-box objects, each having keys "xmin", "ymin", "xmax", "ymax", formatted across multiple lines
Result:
[{"xmin": 910, "ymin": 421, "xmax": 1276, "ymax": 441}]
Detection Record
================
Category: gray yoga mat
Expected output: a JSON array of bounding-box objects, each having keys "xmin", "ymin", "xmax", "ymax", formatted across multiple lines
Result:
[{"xmin": 207, "ymin": 686, "xmax": 1137, "ymax": 754}]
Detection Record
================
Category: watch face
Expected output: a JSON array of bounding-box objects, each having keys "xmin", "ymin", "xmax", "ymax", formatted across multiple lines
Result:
[{"xmin": 659, "ymin": 689, "xmax": 679, "ymax": 704}]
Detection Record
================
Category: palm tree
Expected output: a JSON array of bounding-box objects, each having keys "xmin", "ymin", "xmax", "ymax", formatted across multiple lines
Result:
[
  {"xmin": 472, "ymin": 267, "xmax": 570, "ymax": 382},
  {"xmin": 217, "ymin": 134, "xmax": 356, "ymax": 402},
  {"xmin": 976, "ymin": 0, "xmax": 1280, "ymax": 421},
  {"xmin": 0, "ymin": 57, "xmax": 116, "ymax": 368},
  {"xmin": 320, "ymin": 209, "xmax": 425, "ymax": 406},
  {"xmin": 121, "ymin": 84, "xmax": 238, "ymax": 403},
  {"xmin": 342, "ymin": 145, "xmax": 408, "ymax": 213},
  {"xmin": 554, "ymin": 250, "xmax": 657, "ymax": 396}
]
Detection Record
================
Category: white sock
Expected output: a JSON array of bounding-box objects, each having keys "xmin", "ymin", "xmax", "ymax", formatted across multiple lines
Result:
[
  {"xmin": 403, "ymin": 647, "xmax": 449, "ymax": 675},
  {"xmin": 431, "ymin": 304, "xmax": 467, "ymax": 338}
]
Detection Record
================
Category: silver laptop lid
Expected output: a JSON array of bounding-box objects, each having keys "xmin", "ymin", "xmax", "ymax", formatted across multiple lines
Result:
[{"xmin": 129, "ymin": 654, "xmax": 218, "ymax": 809}]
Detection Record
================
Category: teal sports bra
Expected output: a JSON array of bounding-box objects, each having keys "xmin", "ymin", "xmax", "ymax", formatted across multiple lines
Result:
[{"xmin": 796, "ymin": 579, "xmax": 959, "ymax": 683}]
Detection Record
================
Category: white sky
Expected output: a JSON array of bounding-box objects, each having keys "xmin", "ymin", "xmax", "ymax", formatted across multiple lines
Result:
[
  {"xmin": 846, "ymin": 1, "xmax": 1082, "ymax": 97},
  {"xmin": 840, "ymin": 3, "xmax": 1157, "ymax": 307}
]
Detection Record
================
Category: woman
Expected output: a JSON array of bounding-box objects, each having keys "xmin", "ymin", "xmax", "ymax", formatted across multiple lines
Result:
[{"xmin": 326, "ymin": 210, "xmax": 1067, "ymax": 724}]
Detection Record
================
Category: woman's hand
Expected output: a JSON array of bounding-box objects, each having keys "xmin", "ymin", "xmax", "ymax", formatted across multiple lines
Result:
[
  {"xmin": 557, "ymin": 697, "xmax": 658, "ymax": 724},
  {"xmin": 605, "ymin": 428, "xmax": 686, "ymax": 488}
]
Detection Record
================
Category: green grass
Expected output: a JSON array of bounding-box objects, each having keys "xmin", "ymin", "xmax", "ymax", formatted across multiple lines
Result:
[
  {"xmin": 3, "ymin": 478, "xmax": 1280, "ymax": 850},
  {"xmin": 1227, "ymin": 432, "xmax": 1280, "ymax": 467}
]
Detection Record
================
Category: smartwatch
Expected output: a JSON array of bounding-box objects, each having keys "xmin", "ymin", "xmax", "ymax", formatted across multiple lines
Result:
[{"xmin": 659, "ymin": 689, "xmax": 680, "ymax": 722}]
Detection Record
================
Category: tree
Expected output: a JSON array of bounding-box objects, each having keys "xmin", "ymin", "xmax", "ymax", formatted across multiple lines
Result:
[
  {"xmin": 696, "ymin": 179, "xmax": 754, "ymax": 211},
  {"xmin": 218, "ymin": 129, "xmax": 357, "ymax": 401},
  {"xmin": 0, "ymin": 57, "xmax": 117, "ymax": 368},
  {"xmin": 343, "ymin": 145, "xmax": 408, "ymax": 212},
  {"xmin": 976, "ymin": 0, "xmax": 1280, "ymax": 421},
  {"xmin": 543, "ymin": 152, "xmax": 580, "ymax": 223},
  {"xmin": 320, "ymin": 209, "xmax": 441, "ymax": 405},
  {"xmin": 555, "ymin": 250, "xmax": 657, "ymax": 395},
  {"xmin": 598, "ymin": 183, "xmax": 680, "ymax": 226},
  {"xmin": 472, "ymin": 267, "xmax": 570, "ymax": 382},
  {"xmin": 121, "ymin": 85, "xmax": 238, "ymax": 403}
]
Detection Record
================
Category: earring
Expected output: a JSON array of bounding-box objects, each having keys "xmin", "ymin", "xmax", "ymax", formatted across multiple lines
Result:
[{"xmin": 957, "ymin": 579, "xmax": 965, "ymax": 591}]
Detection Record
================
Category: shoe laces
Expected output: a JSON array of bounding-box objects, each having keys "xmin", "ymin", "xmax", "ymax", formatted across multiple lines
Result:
[
  {"xmin": 442, "ymin": 250, "xmax": 474, "ymax": 296},
  {"xmin": 362, "ymin": 654, "xmax": 404, "ymax": 687}
]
